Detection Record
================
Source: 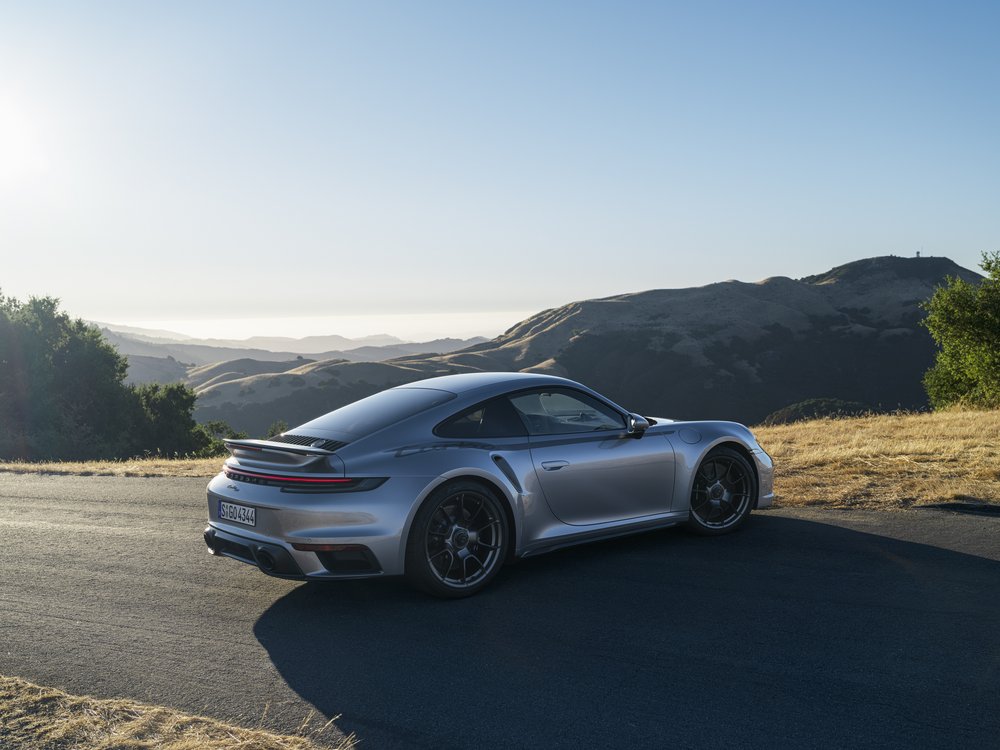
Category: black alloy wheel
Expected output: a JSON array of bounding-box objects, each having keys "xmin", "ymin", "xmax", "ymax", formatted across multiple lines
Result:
[
  {"xmin": 686, "ymin": 446, "xmax": 756, "ymax": 535},
  {"xmin": 406, "ymin": 481, "xmax": 508, "ymax": 598}
]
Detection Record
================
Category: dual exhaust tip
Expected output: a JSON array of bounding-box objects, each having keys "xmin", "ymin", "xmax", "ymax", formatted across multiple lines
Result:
[
  {"xmin": 254, "ymin": 547, "xmax": 278, "ymax": 573},
  {"xmin": 203, "ymin": 526, "xmax": 292, "ymax": 576}
]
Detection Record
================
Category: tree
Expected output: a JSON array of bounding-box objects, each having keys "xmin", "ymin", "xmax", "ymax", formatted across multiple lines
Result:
[
  {"xmin": 921, "ymin": 251, "xmax": 1000, "ymax": 409},
  {"xmin": 762, "ymin": 398, "xmax": 871, "ymax": 425},
  {"xmin": 264, "ymin": 419, "xmax": 289, "ymax": 439},
  {"xmin": 134, "ymin": 383, "xmax": 208, "ymax": 456},
  {"xmin": 0, "ymin": 294, "xmax": 137, "ymax": 458},
  {"xmin": 0, "ymin": 292, "xmax": 221, "ymax": 460},
  {"xmin": 192, "ymin": 420, "xmax": 248, "ymax": 457}
]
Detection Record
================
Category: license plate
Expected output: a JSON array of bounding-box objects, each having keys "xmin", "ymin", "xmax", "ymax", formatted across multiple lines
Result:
[{"xmin": 218, "ymin": 500, "xmax": 256, "ymax": 527}]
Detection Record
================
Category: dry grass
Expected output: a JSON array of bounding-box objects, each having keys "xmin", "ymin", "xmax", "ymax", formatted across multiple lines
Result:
[
  {"xmin": 755, "ymin": 409, "xmax": 1000, "ymax": 510},
  {"xmin": 0, "ymin": 456, "xmax": 221, "ymax": 478},
  {"xmin": 1, "ymin": 410, "xmax": 998, "ymax": 511},
  {"xmin": 0, "ymin": 674, "xmax": 354, "ymax": 750}
]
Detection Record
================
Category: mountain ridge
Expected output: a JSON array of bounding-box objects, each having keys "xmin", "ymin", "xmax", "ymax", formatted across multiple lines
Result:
[{"xmin": 191, "ymin": 255, "xmax": 981, "ymax": 434}]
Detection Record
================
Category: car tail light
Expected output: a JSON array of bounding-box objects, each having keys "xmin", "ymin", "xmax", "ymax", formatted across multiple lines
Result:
[{"xmin": 223, "ymin": 468, "xmax": 387, "ymax": 493}]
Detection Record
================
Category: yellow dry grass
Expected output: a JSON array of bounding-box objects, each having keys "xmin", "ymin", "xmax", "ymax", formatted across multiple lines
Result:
[
  {"xmin": 755, "ymin": 409, "xmax": 1000, "ymax": 510},
  {"xmin": 0, "ymin": 456, "xmax": 222, "ymax": 478},
  {"xmin": 1, "ymin": 410, "xmax": 997, "ymax": 510},
  {"xmin": 0, "ymin": 674, "xmax": 354, "ymax": 750}
]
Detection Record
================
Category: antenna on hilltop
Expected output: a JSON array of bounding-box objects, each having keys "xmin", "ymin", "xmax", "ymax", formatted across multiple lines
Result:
[{"xmin": 916, "ymin": 250, "xmax": 921, "ymax": 258}]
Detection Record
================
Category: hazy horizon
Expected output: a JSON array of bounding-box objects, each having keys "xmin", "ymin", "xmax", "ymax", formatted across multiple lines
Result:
[{"xmin": 106, "ymin": 309, "xmax": 535, "ymax": 342}]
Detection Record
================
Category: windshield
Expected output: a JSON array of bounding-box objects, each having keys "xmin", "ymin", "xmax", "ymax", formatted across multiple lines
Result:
[{"xmin": 296, "ymin": 387, "xmax": 455, "ymax": 438}]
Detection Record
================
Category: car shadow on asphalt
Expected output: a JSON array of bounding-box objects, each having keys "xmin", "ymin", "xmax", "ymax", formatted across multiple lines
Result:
[{"xmin": 253, "ymin": 514, "xmax": 1000, "ymax": 749}]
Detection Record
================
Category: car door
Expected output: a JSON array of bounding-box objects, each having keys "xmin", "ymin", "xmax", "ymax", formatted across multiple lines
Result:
[{"xmin": 509, "ymin": 388, "xmax": 675, "ymax": 526}]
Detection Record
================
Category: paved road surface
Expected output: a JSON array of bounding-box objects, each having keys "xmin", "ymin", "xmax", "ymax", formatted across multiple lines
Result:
[{"xmin": 1, "ymin": 474, "xmax": 998, "ymax": 749}]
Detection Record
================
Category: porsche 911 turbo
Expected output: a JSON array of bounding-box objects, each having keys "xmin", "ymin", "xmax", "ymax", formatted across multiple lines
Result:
[{"xmin": 204, "ymin": 372, "xmax": 773, "ymax": 597}]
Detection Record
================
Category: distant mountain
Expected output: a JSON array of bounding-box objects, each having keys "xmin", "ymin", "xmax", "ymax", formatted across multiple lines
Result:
[
  {"xmin": 184, "ymin": 333, "xmax": 403, "ymax": 353},
  {"xmin": 91, "ymin": 322, "xmax": 194, "ymax": 342},
  {"xmin": 337, "ymin": 338, "xmax": 489, "ymax": 362},
  {"xmin": 103, "ymin": 327, "xmax": 488, "ymax": 370},
  {"xmin": 191, "ymin": 256, "xmax": 981, "ymax": 435},
  {"xmin": 94, "ymin": 322, "xmax": 401, "ymax": 351},
  {"xmin": 103, "ymin": 330, "xmax": 311, "ymax": 366}
]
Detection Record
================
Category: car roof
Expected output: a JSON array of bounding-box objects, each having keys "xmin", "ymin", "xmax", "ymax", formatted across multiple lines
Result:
[{"xmin": 395, "ymin": 371, "xmax": 574, "ymax": 396}]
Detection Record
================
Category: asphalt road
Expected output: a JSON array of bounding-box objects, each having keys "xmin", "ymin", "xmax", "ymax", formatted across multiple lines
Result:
[{"xmin": 1, "ymin": 474, "xmax": 998, "ymax": 749}]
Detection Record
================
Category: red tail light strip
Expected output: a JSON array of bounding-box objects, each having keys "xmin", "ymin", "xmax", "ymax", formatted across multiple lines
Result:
[{"xmin": 225, "ymin": 468, "xmax": 351, "ymax": 484}]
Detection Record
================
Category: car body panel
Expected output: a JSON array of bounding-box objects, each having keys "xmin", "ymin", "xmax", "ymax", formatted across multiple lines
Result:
[
  {"xmin": 205, "ymin": 372, "xmax": 774, "ymax": 581},
  {"xmin": 527, "ymin": 431, "xmax": 676, "ymax": 525}
]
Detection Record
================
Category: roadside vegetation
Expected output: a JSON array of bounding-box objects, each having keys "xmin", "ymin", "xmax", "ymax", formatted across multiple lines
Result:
[
  {"xmin": 0, "ymin": 456, "xmax": 222, "ymax": 477},
  {"xmin": 0, "ymin": 674, "xmax": 354, "ymax": 750},
  {"xmin": 754, "ymin": 408, "xmax": 1000, "ymax": 509},
  {"xmin": 921, "ymin": 250, "xmax": 1000, "ymax": 409},
  {"xmin": 0, "ymin": 294, "xmax": 243, "ymax": 461},
  {"xmin": 1, "ymin": 408, "xmax": 997, "ymax": 511}
]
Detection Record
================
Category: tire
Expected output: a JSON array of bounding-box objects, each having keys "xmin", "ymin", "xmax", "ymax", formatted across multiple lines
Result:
[
  {"xmin": 686, "ymin": 446, "xmax": 757, "ymax": 536},
  {"xmin": 405, "ymin": 480, "xmax": 509, "ymax": 598}
]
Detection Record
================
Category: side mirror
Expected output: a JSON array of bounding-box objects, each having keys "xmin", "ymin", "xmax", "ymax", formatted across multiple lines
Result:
[{"xmin": 626, "ymin": 413, "xmax": 650, "ymax": 438}]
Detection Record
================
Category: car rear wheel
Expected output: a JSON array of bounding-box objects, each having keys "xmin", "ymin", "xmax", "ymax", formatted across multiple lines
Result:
[
  {"xmin": 686, "ymin": 446, "xmax": 756, "ymax": 535},
  {"xmin": 405, "ymin": 481, "xmax": 509, "ymax": 598}
]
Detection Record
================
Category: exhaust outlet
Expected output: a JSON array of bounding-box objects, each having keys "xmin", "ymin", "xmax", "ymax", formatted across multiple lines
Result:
[
  {"xmin": 255, "ymin": 547, "xmax": 278, "ymax": 573},
  {"xmin": 203, "ymin": 527, "xmax": 217, "ymax": 553}
]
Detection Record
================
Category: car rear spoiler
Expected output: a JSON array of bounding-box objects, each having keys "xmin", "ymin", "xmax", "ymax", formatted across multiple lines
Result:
[{"xmin": 223, "ymin": 438, "xmax": 337, "ymax": 457}]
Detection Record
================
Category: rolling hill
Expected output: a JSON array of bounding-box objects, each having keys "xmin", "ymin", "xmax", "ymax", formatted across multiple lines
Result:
[
  {"xmin": 190, "ymin": 255, "xmax": 979, "ymax": 435},
  {"xmin": 107, "ymin": 329, "xmax": 487, "ymax": 383}
]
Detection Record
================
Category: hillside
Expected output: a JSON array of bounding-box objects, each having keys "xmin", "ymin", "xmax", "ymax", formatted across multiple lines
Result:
[
  {"xmin": 109, "ymin": 330, "xmax": 487, "ymax": 383},
  {"xmin": 192, "ymin": 255, "xmax": 980, "ymax": 434}
]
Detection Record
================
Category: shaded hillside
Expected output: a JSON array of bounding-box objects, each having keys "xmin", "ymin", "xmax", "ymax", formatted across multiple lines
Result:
[
  {"xmin": 194, "ymin": 358, "xmax": 474, "ymax": 435},
  {"xmin": 194, "ymin": 256, "xmax": 981, "ymax": 433},
  {"xmin": 123, "ymin": 355, "xmax": 190, "ymax": 385},
  {"xmin": 102, "ymin": 329, "xmax": 313, "ymax": 366}
]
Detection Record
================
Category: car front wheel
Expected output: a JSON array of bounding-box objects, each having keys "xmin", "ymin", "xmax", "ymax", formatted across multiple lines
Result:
[{"xmin": 686, "ymin": 446, "xmax": 757, "ymax": 535}]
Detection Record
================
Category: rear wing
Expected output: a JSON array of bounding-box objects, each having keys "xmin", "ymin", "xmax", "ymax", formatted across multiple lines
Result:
[{"xmin": 223, "ymin": 438, "xmax": 338, "ymax": 457}]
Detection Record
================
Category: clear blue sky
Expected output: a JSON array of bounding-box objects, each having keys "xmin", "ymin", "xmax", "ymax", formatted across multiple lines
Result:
[{"xmin": 1, "ymin": 1, "xmax": 997, "ymax": 339}]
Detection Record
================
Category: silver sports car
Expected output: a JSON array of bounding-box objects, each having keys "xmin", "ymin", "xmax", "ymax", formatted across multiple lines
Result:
[{"xmin": 204, "ymin": 372, "xmax": 774, "ymax": 597}]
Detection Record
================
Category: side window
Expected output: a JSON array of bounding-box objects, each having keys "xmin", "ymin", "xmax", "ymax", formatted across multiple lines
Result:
[
  {"xmin": 508, "ymin": 389, "xmax": 626, "ymax": 436},
  {"xmin": 435, "ymin": 396, "xmax": 528, "ymax": 438}
]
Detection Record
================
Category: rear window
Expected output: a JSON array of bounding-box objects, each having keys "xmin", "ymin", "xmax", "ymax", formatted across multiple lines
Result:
[{"xmin": 297, "ymin": 387, "xmax": 455, "ymax": 438}]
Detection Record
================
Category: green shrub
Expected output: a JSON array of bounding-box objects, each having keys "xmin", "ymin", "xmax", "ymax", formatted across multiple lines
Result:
[
  {"xmin": 763, "ymin": 398, "xmax": 872, "ymax": 425},
  {"xmin": 922, "ymin": 251, "xmax": 1000, "ymax": 409},
  {"xmin": 0, "ymin": 293, "xmax": 237, "ymax": 460}
]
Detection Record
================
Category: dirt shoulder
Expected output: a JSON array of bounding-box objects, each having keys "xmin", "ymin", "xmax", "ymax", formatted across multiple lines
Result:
[{"xmin": 0, "ymin": 673, "xmax": 352, "ymax": 750}]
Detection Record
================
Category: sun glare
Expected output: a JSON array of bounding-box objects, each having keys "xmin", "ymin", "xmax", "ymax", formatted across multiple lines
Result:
[{"xmin": 0, "ymin": 94, "xmax": 49, "ymax": 186}]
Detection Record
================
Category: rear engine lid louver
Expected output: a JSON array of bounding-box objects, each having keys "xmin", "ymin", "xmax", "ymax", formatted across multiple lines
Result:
[{"xmin": 269, "ymin": 434, "xmax": 347, "ymax": 452}]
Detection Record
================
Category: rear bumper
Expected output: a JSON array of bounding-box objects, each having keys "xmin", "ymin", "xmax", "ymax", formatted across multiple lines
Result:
[
  {"xmin": 203, "ymin": 470, "xmax": 434, "ymax": 579},
  {"xmin": 204, "ymin": 526, "xmax": 306, "ymax": 578},
  {"xmin": 204, "ymin": 525, "xmax": 385, "ymax": 580}
]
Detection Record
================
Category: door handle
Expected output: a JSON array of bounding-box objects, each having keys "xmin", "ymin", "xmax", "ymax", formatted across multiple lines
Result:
[{"xmin": 541, "ymin": 460, "xmax": 569, "ymax": 471}]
